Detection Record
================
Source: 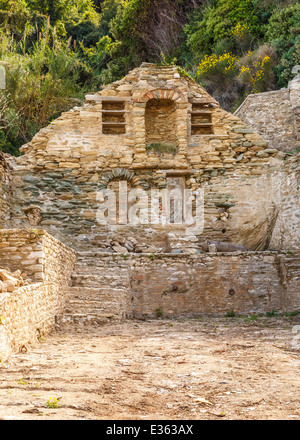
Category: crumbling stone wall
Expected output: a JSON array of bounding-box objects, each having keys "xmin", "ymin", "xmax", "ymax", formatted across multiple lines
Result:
[
  {"xmin": 6, "ymin": 64, "xmax": 282, "ymax": 252},
  {"xmin": 0, "ymin": 229, "xmax": 75, "ymax": 361},
  {"xmin": 0, "ymin": 153, "xmax": 11, "ymax": 228},
  {"xmin": 235, "ymin": 76, "xmax": 300, "ymax": 152},
  {"xmin": 270, "ymin": 153, "xmax": 300, "ymax": 251},
  {"xmin": 9, "ymin": 162, "xmax": 282, "ymax": 252}
]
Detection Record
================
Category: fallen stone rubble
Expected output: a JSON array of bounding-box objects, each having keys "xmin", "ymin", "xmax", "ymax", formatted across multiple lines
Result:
[{"xmin": 0, "ymin": 268, "xmax": 31, "ymax": 293}]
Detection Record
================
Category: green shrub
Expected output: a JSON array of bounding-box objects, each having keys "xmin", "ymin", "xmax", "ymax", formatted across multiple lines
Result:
[
  {"xmin": 155, "ymin": 307, "xmax": 163, "ymax": 318},
  {"xmin": 225, "ymin": 309, "xmax": 236, "ymax": 318},
  {"xmin": 266, "ymin": 309, "xmax": 280, "ymax": 317}
]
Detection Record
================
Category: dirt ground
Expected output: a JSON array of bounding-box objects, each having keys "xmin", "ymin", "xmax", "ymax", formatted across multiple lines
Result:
[{"xmin": 0, "ymin": 315, "xmax": 300, "ymax": 421}]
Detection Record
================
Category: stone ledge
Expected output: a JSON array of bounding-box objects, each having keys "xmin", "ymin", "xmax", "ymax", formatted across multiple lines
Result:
[{"xmin": 76, "ymin": 250, "xmax": 279, "ymax": 258}]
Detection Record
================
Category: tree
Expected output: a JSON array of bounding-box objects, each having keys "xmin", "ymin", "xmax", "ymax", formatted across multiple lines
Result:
[
  {"xmin": 264, "ymin": 3, "xmax": 300, "ymax": 85},
  {"xmin": 185, "ymin": 0, "xmax": 261, "ymax": 60}
]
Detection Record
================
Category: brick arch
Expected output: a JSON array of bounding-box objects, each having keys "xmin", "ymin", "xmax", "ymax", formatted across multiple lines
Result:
[
  {"xmin": 98, "ymin": 168, "xmax": 140, "ymax": 189},
  {"xmin": 135, "ymin": 88, "xmax": 183, "ymax": 103}
]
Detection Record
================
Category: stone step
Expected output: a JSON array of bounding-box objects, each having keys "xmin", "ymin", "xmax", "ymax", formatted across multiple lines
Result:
[
  {"xmin": 71, "ymin": 271, "xmax": 129, "ymax": 279},
  {"xmin": 72, "ymin": 265, "xmax": 127, "ymax": 271},
  {"xmin": 75, "ymin": 253, "xmax": 128, "ymax": 258},
  {"xmin": 66, "ymin": 306, "xmax": 120, "ymax": 316},
  {"xmin": 69, "ymin": 286, "xmax": 128, "ymax": 298},
  {"xmin": 67, "ymin": 299, "xmax": 126, "ymax": 311},
  {"xmin": 76, "ymin": 251, "xmax": 127, "ymax": 258},
  {"xmin": 59, "ymin": 312, "xmax": 122, "ymax": 326},
  {"xmin": 71, "ymin": 277, "xmax": 130, "ymax": 289},
  {"xmin": 66, "ymin": 293, "xmax": 125, "ymax": 302},
  {"xmin": 66, "ymin": 301, "xmax": 124, "ymax": 315},
  {"xmin": 72, "ymin": 262, "xmax": 129, "ymax": 272},
  {"xmin": 67, "ymin": 297, "xmax": 128, "ymax": 310},
  {"xmin": 71, "ymin": 268, "xmax": 129, "ymax": 276},
  {"xmin": 72, "ymin": 266, "xmax": 129, "ymax": 274},
  {"xmin": 64, "ymin": 250, "xmax": 133, "ymax": 323}
]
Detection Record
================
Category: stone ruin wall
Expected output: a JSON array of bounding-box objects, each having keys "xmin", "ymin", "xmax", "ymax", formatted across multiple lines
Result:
[
  {"xmin": 6, "ymin": 63, "xmax": 283, "ymax": 253},
  {"xmin": 269, "ymin": 153, "xmax": 300, "ymax": 251},
  {"xmin": 235, "ymin": 76, "xmax": 300, "ymax": 152},
  {"xmin": 1, "ymin": 63, "xmax": 298, "ymax": 254},
  {"xmin": 66, "ymin": 251, "xmax": 300, "ymax": 324},
  {"xmin": 0, "ymin": 153, "xmax": 11, "ymax": 228},
  {"xmin": 129, "ymin": 252, "xmax": 300, "ymax": 318},
  {"xmin": 234, "ymin": 73, "xmax": 300, "ymax": 252},
  {"xmin": 0, "ymin": 63, "xmax": 299, "ymax": 337},
  {"xmin": 0, "ymin": 229, "xmax": 75, "ymax": 361},
  {"xmin": 8, "ymin": 162, "xmax": 284, "ymax": 253}
]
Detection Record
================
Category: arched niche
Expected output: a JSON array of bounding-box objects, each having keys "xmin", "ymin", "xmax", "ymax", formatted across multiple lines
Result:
[
  {"xmin": 98, "ymin": 168, "xmax": 141, "ymax": 226},
  {"xmin": 133, "ymin": 88, "xmax": 188, "ymax": 159},
  {"xmin": 98, "ymin": 168, "xmax": 140, "ymax": 189},
  {"xmin": 145, "ymin": 98, "xmax": 178, "ymax": 149}
]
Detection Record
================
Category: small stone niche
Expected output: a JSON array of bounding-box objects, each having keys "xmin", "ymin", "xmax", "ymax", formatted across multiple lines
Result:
[
  {"xmin": 190, "ymin": 102, "xmax": 214, "ymax": 135},
  {"xmin": 102, "ymin": 100, "xmax": 126, "ymax": 135}
]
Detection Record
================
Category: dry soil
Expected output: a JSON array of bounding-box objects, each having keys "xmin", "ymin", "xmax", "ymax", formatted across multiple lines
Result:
[{"xmin": 0, "ymin": 316, "xmax": 300, "ymax": 420}]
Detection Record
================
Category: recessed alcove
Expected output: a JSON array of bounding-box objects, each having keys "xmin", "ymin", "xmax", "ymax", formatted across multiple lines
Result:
[
  {"xmin": 102, "ymin": 100, "xmax": 126, "ymax": 135},
  {"xmin": 190, "ymin": 102, "xmax": 214, "ymax": 135},
  {"xmin": 145, "ymin": 98, "xmax": 178, "ymax": 150}
]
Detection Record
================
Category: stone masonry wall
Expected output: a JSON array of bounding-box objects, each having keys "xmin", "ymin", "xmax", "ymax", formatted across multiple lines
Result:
[
  {"xmin": 6, "ymin": 63, "xmax": 281, "ymax": 252},
  {"xmin": 8, "ymin": 162, "xmax": 284, "ymax": 253},
  {"xmin": 0, "ymin": 153, "xmax": 11, "ymax": 228},
  {"xmin": 235, "ymin": 77, "xmax": 300, "ymax": 152},
  {"xmin": 0, "ymin": 229, "xmax": 76, "ymax": 361},
  {"xmin": 65, "ymin": 250, "xmax": 300, "ymax": 326},
  {"xmin": 129, "ymin": 252, "xmax": 300, "ymax": 318},
  {"xmin": 270, "ymin": 153, "xmax": 300, "ymax": 251}
]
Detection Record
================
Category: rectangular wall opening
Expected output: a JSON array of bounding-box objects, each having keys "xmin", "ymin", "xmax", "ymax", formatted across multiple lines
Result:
[
  {"xmin": 102, "ymin": 101, "xmax": 126, "ymax": 135},
  {"xmin": 191, "ymin": 102, "xmax": 214, "ymax": 135}
]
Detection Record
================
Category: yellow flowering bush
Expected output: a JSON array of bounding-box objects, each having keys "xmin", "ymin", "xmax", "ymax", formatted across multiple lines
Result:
[
  {"xmin": 232, "ymin": 23, "xmax": 253, "ymax": 54},
  {"xmin": 232, "ymin": 23, "xmax": 250, "ymax": 37},
  {"xmin": 238, "ymin": 52, "xmax": 273, "ymax": 93},
  {"xmin": 196, "ymin": 52, "xmax": 238, "ymax": 81},
  {"xmin": 251, "ymin": 55, "xmax": 272, "ymax": 93},
  {"xmin": 195, "ymin": 52, "xmax": 240, "ymax": 109}
]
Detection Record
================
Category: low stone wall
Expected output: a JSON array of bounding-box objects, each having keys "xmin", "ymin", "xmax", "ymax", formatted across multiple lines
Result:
[
  {"xmin": 129, "ymin": 252, "xmax": 300, "ymax": 317},
  {"xmin": 0, "ymin": 229, "xmax": 76, "ymax": 361},
  {"xmin": 0, "ymin": 229, "xmax": 46, "ymax": 282},
  {"xmin": 66, "ymin": 250, "xmax": 300, "ymax": 324}
]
